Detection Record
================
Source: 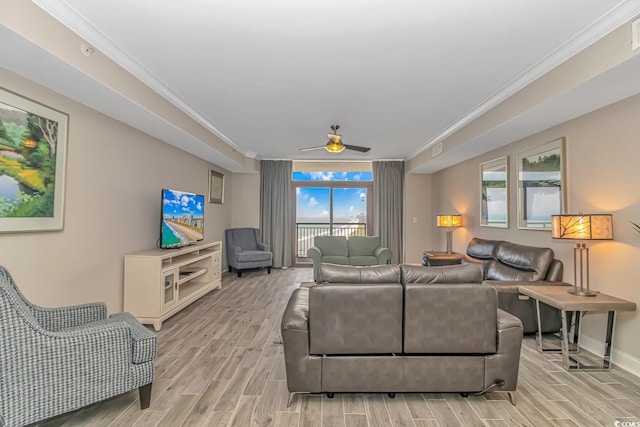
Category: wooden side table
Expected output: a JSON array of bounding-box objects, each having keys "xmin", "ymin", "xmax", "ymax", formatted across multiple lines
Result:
[
  {"xmin": 519, "ymin": 285, "xmax": 636, "ymax": 371},
  {"xmin": 421, "ymin": 251, "xmax": 464, "ymax": 267}
]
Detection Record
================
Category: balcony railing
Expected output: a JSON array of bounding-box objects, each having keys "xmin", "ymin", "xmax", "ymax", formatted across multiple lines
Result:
[{"xmin": 296, "ymin": 222, "xmax": 367, "ymax": 257}]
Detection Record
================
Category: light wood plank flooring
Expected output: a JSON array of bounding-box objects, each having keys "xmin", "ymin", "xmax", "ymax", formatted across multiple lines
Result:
[{"xmin": 36, "ymin": 268, "xmax": 640, "ymax": 426}]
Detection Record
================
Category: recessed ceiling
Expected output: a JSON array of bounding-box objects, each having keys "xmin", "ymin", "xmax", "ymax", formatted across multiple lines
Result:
[{"xmin": 14, "ymin": 1, "xmax": 640, "ymax": 171}]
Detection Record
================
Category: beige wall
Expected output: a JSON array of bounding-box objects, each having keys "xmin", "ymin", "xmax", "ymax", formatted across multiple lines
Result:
[
  {"xmin": 430, "ymin": 93, "xmax": 640, "ymax": 372},
  {"xmin": 0, "ymin": 68, "xmax": 233, "ymax": 313},
  {"xmin": 404, "ymin": 173, "xmax": 432, "ymax": 264},
  {"xmin": 230, "ymin": 172, "xmax": 261, "ymax": 228}
]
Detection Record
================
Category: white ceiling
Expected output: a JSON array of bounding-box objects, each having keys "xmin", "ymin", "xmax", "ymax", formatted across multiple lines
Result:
[{"xmin": 9, "ymin": 1, "xmax": 640, "ymax": 171}]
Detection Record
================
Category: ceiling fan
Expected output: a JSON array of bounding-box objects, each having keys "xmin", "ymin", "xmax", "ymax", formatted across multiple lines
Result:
[{"xmin": 299, "ymin": 125, "xmax": 371, "ymax": 153}]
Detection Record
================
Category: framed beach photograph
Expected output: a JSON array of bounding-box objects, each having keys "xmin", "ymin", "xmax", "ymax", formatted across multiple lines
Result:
[
  {"xmin": 480, "ymin": 156, "xmax": 508, "ymax": 228},
  {"xmin": 0, "ymin": 88, "xmax": 68, "ymax": 232},
  {"xmin": 517, "ymin": 138, "xmax": 566, "ymax": 230},
  {"xmin": 209, "ymin": 170, "xmax": 224, "ymax": 204}
]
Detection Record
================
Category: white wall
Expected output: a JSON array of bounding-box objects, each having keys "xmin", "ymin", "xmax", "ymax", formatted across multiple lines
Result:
[
  {"xmin": 0, "ymin": 68, "xmax": 233, "ymax": 313},
  {"xmin": 430, "ymin": 93, "xmax": 640, "ymax": 374}
]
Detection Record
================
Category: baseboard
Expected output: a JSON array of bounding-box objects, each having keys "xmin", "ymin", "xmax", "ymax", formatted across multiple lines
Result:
[{"xmin": 579, "ymin": 334, "xmax": 640, "ymax": 377}]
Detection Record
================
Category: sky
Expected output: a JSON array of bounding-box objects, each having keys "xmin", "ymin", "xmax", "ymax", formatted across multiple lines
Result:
[
  {"xmin": 294, "ymin": 171, "xmax": 371, "ymax": 221},
  {"xmin": 292, "ymin": 171, "xmax": 372, "ymax": 181},
  {"xmin": 162, "ymin": 189, "xmax": 204, "ymax": 218}
]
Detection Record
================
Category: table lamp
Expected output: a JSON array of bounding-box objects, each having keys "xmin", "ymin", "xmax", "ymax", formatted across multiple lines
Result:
[
  {"xmin": 436, "ymin": 214, "xmax": 462, "ymax": 254},
  {"xmin": 551, "ymin": 213, "xmax": 613, "ymax": 296}
]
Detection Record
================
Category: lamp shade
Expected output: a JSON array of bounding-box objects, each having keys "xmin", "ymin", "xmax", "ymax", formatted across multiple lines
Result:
[
  {"xmin": 551, "ymin": 214, "xmax": 613, "ymax": 240},
  {"xmin": 436, "ymin": 215, "xmax": 462, "ymax": 228}
]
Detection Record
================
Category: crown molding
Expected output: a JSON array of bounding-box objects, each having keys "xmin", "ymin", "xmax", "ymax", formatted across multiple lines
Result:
[
  {"xmin": 32, "ymin": 0, "xmax": 245, "ymax": 154},
  {"xmin": 409, "ymin": 1, "xmax": 640, "ymax": 160}
]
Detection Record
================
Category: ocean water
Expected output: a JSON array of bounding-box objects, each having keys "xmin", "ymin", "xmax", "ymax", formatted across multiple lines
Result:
[{"xmin": 161, "ymin": 221, "xmax": 184, "ymax": 247}]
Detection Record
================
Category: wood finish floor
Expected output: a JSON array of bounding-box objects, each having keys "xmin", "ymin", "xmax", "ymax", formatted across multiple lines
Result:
[{"xmin": 36, "ymin": 268, "xmax": 640, "ymax": 427}]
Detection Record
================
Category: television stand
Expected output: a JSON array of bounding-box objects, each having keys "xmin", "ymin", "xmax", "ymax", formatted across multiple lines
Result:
[{"xmin": 124, "ymin": 241, "xmax": 222, "ymax": 331}]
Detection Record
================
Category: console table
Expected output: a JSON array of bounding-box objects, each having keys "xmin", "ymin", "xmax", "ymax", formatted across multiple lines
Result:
[
  {"xmin": 519, "ymin": 285, "xmax": 636, "ymax": 371},
  {"xmin": 421, "ymin": 250, "xmax": 464, "ymax": 266}
]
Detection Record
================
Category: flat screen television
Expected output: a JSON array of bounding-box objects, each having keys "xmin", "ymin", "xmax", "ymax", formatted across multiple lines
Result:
[{"xmin": 160, "ymin": 189, "xmax": 205, "ymax": 249}]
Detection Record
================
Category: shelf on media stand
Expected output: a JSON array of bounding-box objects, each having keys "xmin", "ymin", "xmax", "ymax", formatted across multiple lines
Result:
[{"xmin": 177, "ymin": 267, "xmax": 207, "ymax": 285}]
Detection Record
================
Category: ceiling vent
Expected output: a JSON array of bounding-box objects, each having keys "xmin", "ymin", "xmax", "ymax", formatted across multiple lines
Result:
[
  {"xmin": 633, "ymin": 16, "xmax": 640, "ymax": 50},
  {"xmin": 432, "ymin": 142, "xmax": 443, "ymax": 157}
]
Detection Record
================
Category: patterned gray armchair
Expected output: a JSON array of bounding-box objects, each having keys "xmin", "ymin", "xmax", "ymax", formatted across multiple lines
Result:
[{"xmin": 0, "ymin": 266, "xmax": 157, "ymax": 427}]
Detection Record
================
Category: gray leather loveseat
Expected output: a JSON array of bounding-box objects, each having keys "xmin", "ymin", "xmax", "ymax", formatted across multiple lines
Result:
[
  {"xmin": 464, "ymin": 237, "xmax": 564, "ymax": 334},
  {"xmin": 281, "ymin": 263, "xmax": 523, "ymax": 405}
]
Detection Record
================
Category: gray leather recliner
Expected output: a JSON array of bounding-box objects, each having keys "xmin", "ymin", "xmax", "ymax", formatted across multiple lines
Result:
[
  {"xmin": 464, "ymin": 237, "xmax": 565, "ymax": 334},
  {"xmin": 281, "ymin": 263, "xmax": 523, "ymax": 405}
]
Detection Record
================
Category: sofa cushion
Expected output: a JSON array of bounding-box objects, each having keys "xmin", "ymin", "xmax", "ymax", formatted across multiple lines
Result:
[
  {"xmin": 349, "ymin": 255, "xmax": 379, "ymax": 266},
  {"xmin": 466, "ymin": 237, "xmax": 502, "ymax": 260},
  {"xmin": 318, "ymin": 263, "xmax": 401, "ymax": 283},
  {"xmin": 401, "ymin": 263, "xmax": 483, "ymax": 285},
  {"xmin": 484, "ymin": 261, "xmax": 537, "ymax": 281},
  {"xmin": 347, "ymin": 236, "xmax": 381, "ymax": 256},
  {"xmin": 309, "ymin": 283, "xmax": 403, "ymax": 354},
  {"xmin": 403, "ymin": 284, "xmax": 497, "ymax": 354},
  {"xmin": 492, "ymin": 242, "xmax": 554, "ymax": 281},
  {"xmin": 314, "ymin": 236, "xmax": 348, "ymax": 257},
  {"xmin": 237, "ymin": 250, "xmax": 272, "ymax": 263},
  {"xmin": 321, "ymin": 256, "xmax": 350, "ymax": 265}
]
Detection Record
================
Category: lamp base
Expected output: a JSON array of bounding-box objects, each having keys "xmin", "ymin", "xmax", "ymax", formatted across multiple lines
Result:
[{"xmin": 567, "ymin": 288, "xmax": 598, "ymax": 297}]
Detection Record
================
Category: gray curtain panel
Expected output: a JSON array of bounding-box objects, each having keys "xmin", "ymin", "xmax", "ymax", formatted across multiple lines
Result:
[
  {"xmin": 373, "ymin": 160, "xmax": 404, "ymax": 264},
  {"xmin": 260, "ymin": 160, "xmax": 293, "ymax": 268}
]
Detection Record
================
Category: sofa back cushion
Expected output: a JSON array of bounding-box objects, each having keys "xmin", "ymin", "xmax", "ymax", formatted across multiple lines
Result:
[
  {"xmin": 486, "ymin": 241, "xmax": 554, "ymax": 281},
  {"xmin": 318, "ymin": 264, "xmax": 401, "ymax": 283},
  {"xmin": 403, "ymin": 284, "xmax": 497, "ymax": 354},
  {"xmin": 347, "ymin": 236, "xmax": 381, "ymax": 256},
  {"xmin": 226, "ymin": 227, "xmax": 259, "ymax": 251},
  {"xmin": 400, "ymin": 264, "xmax": 482, "ymax": 285},
  {"xmin": 466, "ymin": 237, "xmax": 502, "ymax": 260},
  {"xmin": 309, "ymin": 283, "xmax": 403, "ymax": 354},
  {"xmin": 314, "ymin": 236, "xmax": 348, "ymax": 257}
]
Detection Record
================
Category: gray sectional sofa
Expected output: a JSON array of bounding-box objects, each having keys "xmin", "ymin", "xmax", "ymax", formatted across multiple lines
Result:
[
  {"xmin": 281, "ymin": 263, "xmax": 522, "ymax": 405},
  {"xmin": 464, "ymin": 237, "xmax": 565, "ymax": 334}
]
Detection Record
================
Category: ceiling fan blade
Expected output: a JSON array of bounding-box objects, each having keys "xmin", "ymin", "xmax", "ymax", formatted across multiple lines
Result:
[
  {"xmin": 299, "ymin": 145, "xmax": 326, "ymax": 152},
  {"xmin": 344, "ymin": 144, "xmax": 371, "ymax": 153}
]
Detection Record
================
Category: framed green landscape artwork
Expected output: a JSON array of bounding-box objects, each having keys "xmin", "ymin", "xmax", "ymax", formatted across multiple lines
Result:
[
  {"xmin": 480, "ymin": 156, "xmax": 508, "ymax": 228},
  {"xmin": 0, "ymin": 88, "xmax": 68, "ymax": 232},
  {"xmin": 517, "ymin": 138, "xmax": 566, "ymax": 230}
]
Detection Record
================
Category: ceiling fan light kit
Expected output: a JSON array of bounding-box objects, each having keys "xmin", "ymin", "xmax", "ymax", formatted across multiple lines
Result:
[
  {"xmin": 299, "ymin": 124, "xmax": 371, "ymax": 154},
  {"xmin": 325, "ymin": 141, "xmax": 346, "ymax": 153}
]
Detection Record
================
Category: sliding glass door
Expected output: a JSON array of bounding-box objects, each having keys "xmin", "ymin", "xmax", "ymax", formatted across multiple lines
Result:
[{"xmin": 295, "ymin": 184, "xmax": 371, "ymax": 262}]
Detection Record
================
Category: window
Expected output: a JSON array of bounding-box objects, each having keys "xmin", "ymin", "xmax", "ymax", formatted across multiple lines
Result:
[{"xmin": 292, "ymin": 170, "xmax": 373, "ymax": 263}]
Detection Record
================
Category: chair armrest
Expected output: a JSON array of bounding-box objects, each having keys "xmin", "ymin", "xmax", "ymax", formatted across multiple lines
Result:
[
  {"xmin": 307, "ymin": 246, "xmax": 322, "ymax": 261},
  {"xmin": 257, "ymin": 242, "xmax": 270, "ymax": 251},
  {"xmin": 281, "ymin": 288, "xmax": 321, "ymax": 393},
  {"xmin": 374, "ymin": 247, "xmax": 392, "ymax": 264},
  {"xmin": 31, "ymin": 302, "xmax": 108, "ymax": 332},
  {"xmin": 485, "ymin": 309, "xmax": 523, "ymax": 391},
  {"xmin": 497, "ymin": 308, "xmax": 522, "ymax": 331}
]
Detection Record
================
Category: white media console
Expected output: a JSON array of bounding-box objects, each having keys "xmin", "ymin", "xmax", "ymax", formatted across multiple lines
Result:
[{"xmin": 124, "ymin": 241, "xmax": 222, "ymax": 331}]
